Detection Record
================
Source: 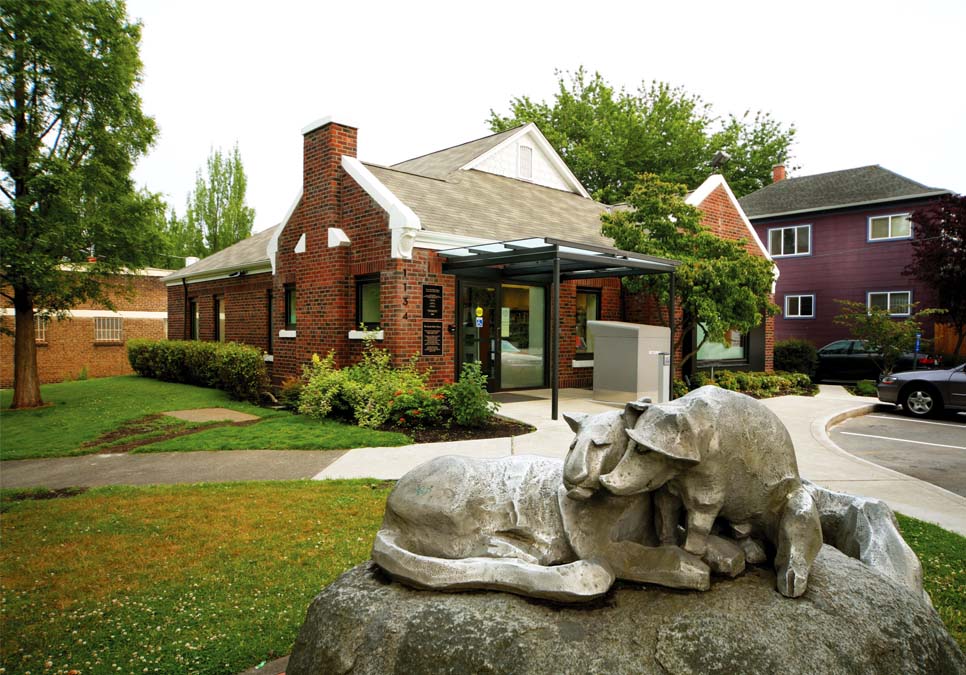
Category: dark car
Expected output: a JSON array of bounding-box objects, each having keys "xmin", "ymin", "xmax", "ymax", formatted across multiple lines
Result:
[
  {"xmin": 814, "ymin": 340, "xmax": 942, "ymax": 383},
  {"xmin": 877, "ymin": 364, "xmax": 966, "ymax": 418}
]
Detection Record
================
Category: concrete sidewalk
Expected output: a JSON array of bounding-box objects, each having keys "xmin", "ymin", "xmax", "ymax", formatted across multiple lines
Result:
[
  {"xmin": 316, "ymin": 385, "xmax": 966, "ymax": 536},
  {"xmin": 3, "ymin": 386, "xmax": 964, "ymax": 536}
]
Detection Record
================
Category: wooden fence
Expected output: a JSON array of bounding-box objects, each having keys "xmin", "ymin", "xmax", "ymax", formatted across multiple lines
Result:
[{"xmin": 934, "ymin": 323, "xmax": 963, "ymax": 356}]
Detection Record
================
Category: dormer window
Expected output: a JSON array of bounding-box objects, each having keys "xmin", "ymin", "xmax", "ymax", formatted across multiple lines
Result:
[{"xmin": 518, "ymin": 145, "xmax": 533, "ymax": 180}]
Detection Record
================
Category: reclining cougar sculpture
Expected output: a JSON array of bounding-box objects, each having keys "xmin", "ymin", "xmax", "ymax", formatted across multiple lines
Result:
[
  {"xmin": 373, "ymin": 387, "xmax": 924, "ymax": 603},
  {"xmin": 372, "ymin": 404, "xmax": 710, "ymax": 602}
]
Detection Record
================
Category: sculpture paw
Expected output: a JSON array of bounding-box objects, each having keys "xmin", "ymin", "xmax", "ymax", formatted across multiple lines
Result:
[{"xmin": 777, "ymin": 562, "xmax": 809, "ymax": 598}]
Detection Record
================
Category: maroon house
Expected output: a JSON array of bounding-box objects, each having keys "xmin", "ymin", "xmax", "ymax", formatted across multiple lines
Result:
[
  {"xmin": 164, "ymin": 118, "xmax": 774, "ymax": 408},
  {"xmin": 740, "ymin": 165, "xmax": 953, "ymax": 348}
]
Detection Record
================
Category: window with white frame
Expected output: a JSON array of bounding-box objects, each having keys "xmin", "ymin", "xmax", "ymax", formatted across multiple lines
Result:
[
  {"xmin": 868, "ymin": 291, "xmax": 911, "ymax": 316},
  {"xmin": 34, "ymin": 315, "xmax": 48, "ymax": 342},
  {"xmin": 518, "ymin": 146, "xmax": 533, "ymax": 180},
  {"xmin": 94, "ymin": 316, "xmax": 123, "ymax": 342},
  {"xmin": 868, "ymin": 214, "xmax": 911, "ymax": 241},
  {"xmin": 767, "ymin": 224, "xmax": 811, "ymax": 256},
  {"xmin": 784, "ymin": 294, "xmax": 815, "ymax": 318}
]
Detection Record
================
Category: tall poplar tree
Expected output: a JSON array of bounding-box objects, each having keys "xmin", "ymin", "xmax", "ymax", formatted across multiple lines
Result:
[
  {"xmin": 180, "ymin": 144, "xmax": 254, "ymax": 257},
  {"xmin": 0, "ymin": 0, "xmax": 160, "ymax": 408}
]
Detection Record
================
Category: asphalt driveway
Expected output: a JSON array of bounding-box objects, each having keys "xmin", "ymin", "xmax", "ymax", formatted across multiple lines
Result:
[{"xmin": 829, "ymin": 409, "xmax": 966, "ymax": 497}]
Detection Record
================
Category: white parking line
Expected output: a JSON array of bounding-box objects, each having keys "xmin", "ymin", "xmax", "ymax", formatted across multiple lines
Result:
[
  {"xmin": 838, "ymin": 431, "xmax": 966, "ymax": 450},
  {"xmin": 867, "ymin": 414, "xmax": 966, "ymax": 429}
]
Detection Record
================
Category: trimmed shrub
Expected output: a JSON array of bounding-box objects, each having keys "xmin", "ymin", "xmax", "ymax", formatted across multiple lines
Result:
[
  {"xmin": 683, "ymin": 369, "xmax": 817, "ymax": 398},
  {"xmin": 854, "ymin": 379, "xmax": 878, "ymax": 396},
  {"xmin": 127, "ymin": 339, "xmax": 268, "ymax": 402},
  {"xmin": 388, "ymin": 388, "xmax": 446, "ymax": 427},
  {"xmin": 278, "ymin": 376, "xmax": 304, "ymax": 410},
  {"xmin": 774, "ymin": 338, "xmax": 819, "ymax": 377},
  {"xmin": 444, "ymin": 362, "xmax": 500, "ymax": 427}
]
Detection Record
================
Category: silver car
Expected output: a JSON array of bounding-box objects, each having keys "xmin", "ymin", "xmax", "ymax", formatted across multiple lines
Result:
[{"xmin": 877, "ymin": 364, "xmax": 966, "ymax": 418}]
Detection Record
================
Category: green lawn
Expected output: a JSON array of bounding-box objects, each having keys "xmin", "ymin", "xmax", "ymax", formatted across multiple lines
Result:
[
  {"xmin": 0, "ymin": 485, "xmax": 962, "ymax": 675},
  {"xmin": 0, "ymin": 377, "xmax": 410, "ymax": 460}
]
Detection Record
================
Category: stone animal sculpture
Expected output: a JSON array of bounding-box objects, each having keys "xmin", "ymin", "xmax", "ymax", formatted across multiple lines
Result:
[
  {"xmin": 372, "ymin": 405, "xmax": 710, "ymax": 603},
  {"xmin": 600, "ymin": 385, "xmax": 823, "ymax": 598}
]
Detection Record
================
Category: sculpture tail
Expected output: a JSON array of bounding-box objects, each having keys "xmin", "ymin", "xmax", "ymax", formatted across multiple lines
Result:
[{"xmin": 372, "ymin": 529, "xmax": 614, "ymax": 603}]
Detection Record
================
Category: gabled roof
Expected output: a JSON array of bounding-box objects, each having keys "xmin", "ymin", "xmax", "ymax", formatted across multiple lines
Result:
[
  {"xmin": 163, "ymin": 224, "xmax": 281, "ymax": 283},
  {"xmin": 366, "ymin": 163, "xmax": 612, "ymax": 246},
  {"xmin": 738, "ymin": 165, "xmax": 951, "ymax": 219},
  {"xmin": 391, "ymin": 127, "xmax": 523, "ymax": 179}
]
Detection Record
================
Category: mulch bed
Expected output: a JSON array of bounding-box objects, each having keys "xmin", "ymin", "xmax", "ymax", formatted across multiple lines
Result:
[{"xmin": 380, "ymin": 417, "xmax": 535, "ymax": 444}]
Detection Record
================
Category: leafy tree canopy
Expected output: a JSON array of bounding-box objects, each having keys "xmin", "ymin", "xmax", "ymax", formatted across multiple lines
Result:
[
  {"xmin": 169, "ymin": 143, "xmax": 254, "ymax": 259},
  {"xmin": 833, "ymin": 300, "xmax": 944, "ymax": 375},
  {"xmin": 904, "ymin": 195, "xmax": 966, "ymax": 357},
  {"xmin": 489, "ymin": 68, "xmax": 796, "ymax": 203},
  {"xmin": 601, "ymin": 173, "xmax": 779, "ymax": 369},
  {"xmin": 1, "ymin": 0, "xmax": 160, "ymax": 407}
]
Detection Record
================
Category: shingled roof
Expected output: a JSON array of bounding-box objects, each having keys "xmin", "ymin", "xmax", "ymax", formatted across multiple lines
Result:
[
  {"xmin": 164, "ymin": 224, "xmax": 280, "ymax": 282},
  {"xmin": 367, "ymin": 163, "xmax": 613, "ymax": 246},
  {"xmin": 738, "ymin": 165, "xmax": 950, "ymax": 219},
  {"xmin": 390, "ymin": 127, "xmax": 522, "ymax": 180}
]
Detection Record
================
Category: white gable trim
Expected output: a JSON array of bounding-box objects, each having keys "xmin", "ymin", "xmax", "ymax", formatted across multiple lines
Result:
[
  {"xmin": 268, "ymin": 190, "xmax": 302, "ymax": 274},
  {"xmin": 687, "ymin": 174, "xmax": 779, "ymax": 290},
  {"xmin": 460, "ymin": 123, "xmax": 591, "ymax": 199},
  {"xmin": 341, "ymin": 156, "xmax": 421, "ymax": 232}
]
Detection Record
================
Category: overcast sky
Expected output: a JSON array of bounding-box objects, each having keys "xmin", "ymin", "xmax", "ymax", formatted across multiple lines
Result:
[{"xmin": 126, "ymin": 0, "xmax": 966, "ymax": 236}]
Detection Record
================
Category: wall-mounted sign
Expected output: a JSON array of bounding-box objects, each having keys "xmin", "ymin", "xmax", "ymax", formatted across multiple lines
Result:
[
  {"xmin": 475, "ymin": 317, "xmax": 484, "ymax": 328},
  {"xmin": 422, "ymin": 322, "xmax": 443, "ymax": 356},
  {"xmin": 501, "ymin": 307, "xmax": 510, "ymax": 337},
  {"xmin": 422, "ymin": 285, "xmax": 443, "ymax": 319}
]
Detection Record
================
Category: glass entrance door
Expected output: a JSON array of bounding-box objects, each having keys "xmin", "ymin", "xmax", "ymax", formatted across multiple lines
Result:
[{"xmin": 460, "ymin": 284, "xmax": 498, "ymax": 391}]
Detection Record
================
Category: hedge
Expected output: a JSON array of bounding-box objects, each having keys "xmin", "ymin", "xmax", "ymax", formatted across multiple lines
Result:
[{"xmin": 127, "ymin": 339, "xmax": 269, "ymax": 403}]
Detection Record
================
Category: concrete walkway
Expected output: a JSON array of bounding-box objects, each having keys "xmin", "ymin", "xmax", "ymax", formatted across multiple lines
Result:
[{"xmin": 3, "ymin": 386, "xmax": 964, "ymax": 535}]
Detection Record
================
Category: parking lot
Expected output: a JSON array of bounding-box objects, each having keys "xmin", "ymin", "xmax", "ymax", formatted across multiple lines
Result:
[{"xmin": 830, "ymin": 407, "xmax": 966, "ymax": 497}]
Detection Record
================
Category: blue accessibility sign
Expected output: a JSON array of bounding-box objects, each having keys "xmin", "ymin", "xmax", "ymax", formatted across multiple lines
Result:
[{"xmin": 475, "ymin": 317, "xmax": 484, "ymax": 328}]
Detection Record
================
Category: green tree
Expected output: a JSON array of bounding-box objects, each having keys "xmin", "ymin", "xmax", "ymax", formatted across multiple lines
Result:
[
  {"xmin": 904, "ymin": 195, "xmax": 966, "ymax": 358},
  {"xmin": 489, "ymin": 68, "xmax": 795, "ymax": 203},
  {"xmin": 600, "ymin": 174, "xmax": 779, "ymax": 370},
  {"xmin": 0, "ymin": 0, "xmax": 159, "ymax": 408},
  {"xmin": 833, "ymin": 300, "xmax": 944, "ymax": 376},
  {"xmin": 180, "ymin": 144, "xmax": 254, "ymax": 257}
]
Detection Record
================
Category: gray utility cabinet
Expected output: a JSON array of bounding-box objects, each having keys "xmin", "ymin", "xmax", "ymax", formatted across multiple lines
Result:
[{"xmin": 588, "ymin": 321, "xmax": 671, "ymax": 403}]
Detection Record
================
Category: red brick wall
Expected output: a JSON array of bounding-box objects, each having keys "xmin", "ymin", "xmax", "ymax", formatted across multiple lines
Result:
[
  {"xmin": 558, "ymin": 278, "xmax": 622, "ymax": 388},
  {"xmin": 166, "ymin": 273, "xmax": 274, "ymax": 347},
  {"xmin": 1, "ymin": 273, "xmax": 169, "ymax": 387}
]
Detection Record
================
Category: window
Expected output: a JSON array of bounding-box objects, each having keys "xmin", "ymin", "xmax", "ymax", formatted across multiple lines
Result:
[
  {"xmin": 356, "ymin": 277, "xmax": 381, "ymax": 329},
  {"xmin": 767, "ymin": 224, "xmax": 811, "ymax": 257},
  {"xmin": 868, "ymin": 214, "xmax": 911, "ymax": 241},
  {"xmin": 189, "ymin": 300, "xmax": 199, "ymax": 340},
  {"xmin": 784, "ymin": 294, "xmax": 815, "ymax": 318},
  {"xmin": 819, "ymin": 339, "xmax": 851, "ymax": 355},
  {"xmin": 34, "ymin": 315, "xmax": 48, "ymax": 343},
  {"xmin": 575, "ymin": 289, "xmax": 600, "ymax": 359},
  {"xmin": 868, "ymin": 291, "xmax": 911, "ymax": 316},
  {"xmin": 696, "ymin": 325, "xmax": 747, "ymax": 363},
  {"xmin": 266, "ymin": 290, "xmax": 273, "ymax": 354},
  {"xmin": 284, "ymin": 285, "xmax": 296, "ymax": 329},
  {"xmin": 94, "ymin": 316, "xmax": 123, "ymax": 342},
  {"xmin": 214, "ymin": 296, "xmax": 225, "ymax": 342},
  {"xmin": 518, "ymin": 146, "xmax": 533, "ymax": 180}
]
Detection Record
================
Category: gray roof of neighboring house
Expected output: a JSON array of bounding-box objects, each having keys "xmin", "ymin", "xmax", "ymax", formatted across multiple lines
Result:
[
  {"xmin": 366, "ymin": 164, "xmax": 613, "ymax": 246},
  {"xmin": 163, "ymin": 224, "xmax": 280, "ymax": 282},
  {"xmin": 738, "ymin": 165, "xmax": 951, "ymax": 219},
  {"xmin": 390, "ymin": 127, "xmax": 523, "ymax": 180}
]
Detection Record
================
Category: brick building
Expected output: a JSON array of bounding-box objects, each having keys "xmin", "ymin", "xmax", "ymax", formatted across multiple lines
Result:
[
  {"xmin": 164, "ymin": 118, "xmax": 774, "ymax": 398},
  {"xmin": 1, "ymin": 269, "xmax": 170, "ymax": 387}
]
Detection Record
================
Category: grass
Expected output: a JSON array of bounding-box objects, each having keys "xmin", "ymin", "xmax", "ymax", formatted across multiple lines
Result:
[
  {"xmin": 0, "ymin": 481, "xmax": 392, "ymax": 675},
  {"xmin": 897, "ymin": 513, "xmax": 966, "ymax": 648},
  {"xmin": 0, "ymin": 486, "xmax": 963, "ymax": 675},
  {"xmin": 0, "ymin": 377, "xmax": 410, "ymax": 460}
]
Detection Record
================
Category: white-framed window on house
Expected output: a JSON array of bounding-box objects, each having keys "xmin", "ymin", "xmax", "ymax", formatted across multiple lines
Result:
[
  {"xmin": 518, "ymin": 145, "xmax": 533, "ymax": 180},
  {"xmin": 868, "ymin": 291, "xmax": 911, "ymax": 316},
  {"xmin": 784, "ymin": 294, "xmax": 815, "ymax": 318},
  {"xmin": 94, "ymin": 316, "xmax": 123, "ymax": 342},
  {"xmin": 767, "ymin": 224, "xmax": 811, "ymax": 257},
  {"xmin": 696, "ymin": 325, "xmax": 748, "ymax": 363},
  {"xmin": 34, "ymin": 315, "xmax": 48, "ymax": 343},
  {"xmin": 868, "ymin": 213, "xmax": 911, "ymax": 241}
]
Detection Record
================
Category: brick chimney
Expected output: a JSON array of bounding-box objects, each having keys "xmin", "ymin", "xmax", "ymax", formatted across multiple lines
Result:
[
  {"xmin": 301, "ymin": 117, "xmax": 357, "ymax": 199},
  {"xmin": 772, "ymin": 163, "xmax": 787, "ymax": 183}
]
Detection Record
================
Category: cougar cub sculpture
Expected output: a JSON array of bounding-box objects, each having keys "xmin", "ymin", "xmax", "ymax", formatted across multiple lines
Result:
[
  {"xmin": 600, "ymin": 386, "xmax": 823, "ymax": 598},
  {"xmin": 372, "ymin": 406, "xmax": 709, "ymax": 603}
]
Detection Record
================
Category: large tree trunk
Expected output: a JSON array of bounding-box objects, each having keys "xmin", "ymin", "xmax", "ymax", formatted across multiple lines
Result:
[{"xmin": 11, "ymin": 289, "xmax": 43, "ymax": 409}]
